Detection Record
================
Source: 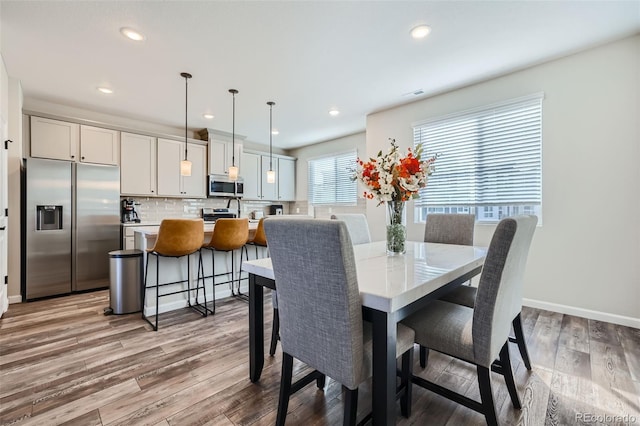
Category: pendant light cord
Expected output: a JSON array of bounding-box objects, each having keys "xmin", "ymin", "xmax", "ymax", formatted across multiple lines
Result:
[
  {"xmin": 268, "ymin": 101, "xmax": 275, "ymax": 169},
  {"xmin": 181, "ymin": 72, "xmax": 192, "ymax": 161},
  {"xmin": 184, "ymin": 76, "xmax": 188, "ymax": 160},
  {"xmin": 229, "ymin": 89, "xmax": 238, "ymax": 167}
]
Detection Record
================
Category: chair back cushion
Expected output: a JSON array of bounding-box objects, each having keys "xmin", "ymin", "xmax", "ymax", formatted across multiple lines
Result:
[
  {"xmin": 330, "ymin": 213, "xmax": 372, "ymax": 245},
  {"xmin": 152, "ymin": 219, "xmax": 204, "ymax": 257},
  {"xmin": 205, "ymin": 218, "xmax": 249, "ymax": 251},
  {"xmin": 424, "ymin": 213, "xmax": 475, "ymax": 246},
  {"xmin": 473, "ymin": 215, "xmax": 537, "ymax": 367},
  {"xmin": 265, "ymin": 218, "xmax": 365, "ymax": 389}
]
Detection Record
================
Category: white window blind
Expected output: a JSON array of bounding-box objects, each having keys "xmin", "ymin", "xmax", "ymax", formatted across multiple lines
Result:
[
  {"xmin": 308, "ymin": 152, "xmax": 357, "ymax": 205},
  {"xmin": 414, "ymin": 94, "xmax": 543, "ymax": 216}
]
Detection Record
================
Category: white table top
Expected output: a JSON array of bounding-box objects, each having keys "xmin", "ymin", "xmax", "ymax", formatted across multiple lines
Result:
[{"xmin": 242, "ymin": 240, "xmax": 487, "ymax": 313}]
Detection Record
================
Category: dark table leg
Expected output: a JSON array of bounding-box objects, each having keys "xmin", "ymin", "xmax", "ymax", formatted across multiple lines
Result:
[
  {"xmin": 249, "ymin": 273, "xmax": 264, "ymax": 382},
  {"xmin": 369, "ymin": 308, "xmax": 397, "ymax": 425}
]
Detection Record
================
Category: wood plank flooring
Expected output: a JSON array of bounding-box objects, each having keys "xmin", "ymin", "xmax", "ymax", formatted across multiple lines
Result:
[{"xmin": 1, "ymin": 290, "xmax": 638, "ymax": 425}]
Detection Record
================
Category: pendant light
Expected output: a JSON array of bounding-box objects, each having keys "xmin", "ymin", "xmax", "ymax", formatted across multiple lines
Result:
[
  {"xmin": 266, "ymin": 101, "xmax": 276, "ymax": 183},
  {"xmin": 180, "ymin": 72, "xmax": 192, "ymax": 176},
  {"xmin": 228, "ymin": 89, "xmax": 239, "ymax": 181}
]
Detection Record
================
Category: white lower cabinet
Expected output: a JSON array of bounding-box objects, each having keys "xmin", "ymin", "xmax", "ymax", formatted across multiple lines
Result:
[{"xmin": 157, "ymin": 138, "xmax": 206, "ymax": 198}]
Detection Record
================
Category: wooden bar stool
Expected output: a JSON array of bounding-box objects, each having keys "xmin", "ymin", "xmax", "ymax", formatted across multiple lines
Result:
[
  {"xmin": 141, "ymin": 218, "xmax": 211, "ymax": 331},
  {"xmin": 200, "ymin": 218, "xmax": 249, "ymax": 311}
]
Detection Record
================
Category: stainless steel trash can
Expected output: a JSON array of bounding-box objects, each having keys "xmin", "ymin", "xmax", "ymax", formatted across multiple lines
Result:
[{"xmin": 107, "ymin": 249, "xmax": 143, "ymax": 315}]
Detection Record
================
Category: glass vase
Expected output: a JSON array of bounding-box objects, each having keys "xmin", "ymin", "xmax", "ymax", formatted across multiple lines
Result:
[{"xmin": 386, "ymin": 200, "xmax": 406, "ymax": 255}]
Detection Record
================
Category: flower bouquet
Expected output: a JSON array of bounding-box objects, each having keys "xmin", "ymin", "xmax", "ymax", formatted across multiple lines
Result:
[{"xmin": 353, "ymin": 138, "xmax": 436, "ymax": 254}]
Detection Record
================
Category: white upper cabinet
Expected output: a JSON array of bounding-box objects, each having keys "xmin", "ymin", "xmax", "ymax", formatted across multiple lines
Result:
[
  {"xmin": 261, "ymin": 155, "xmax": 278, "ymax": 201},
  {"xmin": 30, "ymin": 117, "xmax": 119, "ymax": 166},
  {"xmin": 199, "ymin": 128, "xmax": 244, "ymax": 177},
  {"xmin": 79, "ymin": 125, "xmax": 119, "ymax": 165},
  {"xmin": 241, "ymin": 151, "xmax": 261, "ymax": 199},
  {"xmin": 181, "ymin": 143, "xmax": 206, "ymax": 197},
  {"xmin": 157, "ymin": 138, "xmax": 206, "ymax": 198},
  {"xmin": 241, "ymin": 150, "xmax": 296, "ymax": 201},
  {"xmin": 277, "ymin": 157, "xmax": 296, "ymax": 201},
  {"xmin": 30, "ymin": 116, "xmax": 79, "ymax": 161},
  {"xmin": 120, "ymin": 132, "xmax": 157, "ymax": 196},
  {"xmin": 209, "ymin": 139, "xmax": 228, "ymax": 176}
]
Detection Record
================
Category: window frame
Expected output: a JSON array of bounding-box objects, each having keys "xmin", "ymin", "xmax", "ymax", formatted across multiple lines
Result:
[
  {"xmin": 413, "ymin": 93, "xmax": 543, "ymax": 224},
  {"xmin": 307, "ymin": 150, "xmax": 358, "ymax": 206}
]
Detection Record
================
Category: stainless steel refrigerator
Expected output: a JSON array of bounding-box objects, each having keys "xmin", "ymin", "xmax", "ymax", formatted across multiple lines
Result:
[{"xmin": 22, "ymin": 158, "xmax": 120, "ymax": 300}]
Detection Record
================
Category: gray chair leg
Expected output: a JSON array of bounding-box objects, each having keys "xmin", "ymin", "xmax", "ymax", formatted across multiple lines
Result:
[
  {"xmin": 276, "ymin": 353, "xmax": 294, "ymax": 426},
  {"xmin": 269, "ymin": 307, "xmax": 280, "ymax": 356},
  {"xmin": 499, "ymin": 343, "xmax": 521, "ymax": 409},
  {"xmin": 511, "ymin": 313, "xmax": 532, "ymax": 370},
  {"xmin": 343, "ymin": 386, "xmax": 358, "ymax": 426},
  {"xmin": 477, "ymin": 365, "xmax": 498, "ymax": 426},
  {"xmin": 419, "ymin": 345, "xmax": 429, "ymax": 368}
]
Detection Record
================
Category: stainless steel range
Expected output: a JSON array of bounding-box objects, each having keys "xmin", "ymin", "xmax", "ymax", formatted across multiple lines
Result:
[{"xmin": 202, "ymin": 208, "xmax": 237, "ymax": 222}]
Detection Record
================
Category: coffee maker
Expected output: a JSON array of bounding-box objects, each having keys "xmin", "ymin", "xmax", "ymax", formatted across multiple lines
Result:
[{"xmin": 121, "ymin": 199, "xmax": 140, "ymax": 223}]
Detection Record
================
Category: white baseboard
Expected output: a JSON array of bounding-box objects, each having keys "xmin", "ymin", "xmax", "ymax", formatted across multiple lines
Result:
[
  {"xmin": 523, "ymin": 298, "xmax": 640, "ymax": 329},
  {"xmin": 8, "ymin": 295, "xmax": 22, "ymax": 304}
]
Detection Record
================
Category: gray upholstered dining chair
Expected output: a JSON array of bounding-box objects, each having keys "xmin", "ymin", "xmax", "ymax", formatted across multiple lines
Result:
[
  {"xmin": 330, "ymin": 213, "xmax": 372, "ymax": 245},
  {"xmin": 424, "ymin": 213, "xmax": 475, "ymax": 246},
  {"xmin": 264, "ymin": 218, "xmax": 414, "ymax": 426},
  {"xmin": 402, "ymin": 215, "xmax": 537, "ymax": 426},
  {"xmin": 433, "ymin": 214, "xmax": 533, "ymax": 371},
  {"xmin": 420, "ymin": 213, "xmax": 476, "ymax": 366}
]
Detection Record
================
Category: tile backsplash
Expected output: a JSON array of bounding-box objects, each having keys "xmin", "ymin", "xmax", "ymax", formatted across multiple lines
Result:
[
  {"xmin": 122, "ymin": 197, "xmax": 291, "ymax": 223},
  {"xmin": 123, "ymin": 197, "xmax": 366, "ymax": 223}
]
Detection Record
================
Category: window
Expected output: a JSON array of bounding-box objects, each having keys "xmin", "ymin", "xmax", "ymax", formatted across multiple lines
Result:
[
  {"xmin": 308, "ymin": 151, "xmax": 357, "ymax": 205},
  {"xmin": 414, "ymin": 93, "xmax": 543, "ymax": 223}
]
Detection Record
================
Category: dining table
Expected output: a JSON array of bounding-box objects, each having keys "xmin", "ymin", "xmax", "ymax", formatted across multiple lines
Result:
[{"xmin": 241, "ymin": 240, "xmax": 487, "ymax": 425}]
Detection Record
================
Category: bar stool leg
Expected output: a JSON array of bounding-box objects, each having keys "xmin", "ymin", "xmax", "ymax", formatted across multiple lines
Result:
[{"xmin": 154, "ymin": 253, "xmax": 159, "ymax": 331}]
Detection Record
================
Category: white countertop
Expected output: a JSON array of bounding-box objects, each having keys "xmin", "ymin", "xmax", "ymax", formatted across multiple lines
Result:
[
  {"xmin": 242, "ymin": 240, "xmax": 487, "ymax": 313},
  {"xmin": 132, "ymin": 221, "xmax": 258, "ymax": 236}
]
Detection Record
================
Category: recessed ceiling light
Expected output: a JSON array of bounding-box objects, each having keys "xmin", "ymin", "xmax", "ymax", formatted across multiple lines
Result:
[
  {"xmin": 97, "ymin": 87, "xmax": 113, "ymax": 94},
  {"xmin": 203, "ymin": 113, "xmax": 215, "ymax": 119},
  {"xmin": 410, "ymin": 25, "xmax": 431, "ymax": 39},
  {"xmin": 271, "ymin": 129, "xmax": 279, "ymax": 135},
  {"xmin": 120, "ymin": 27, "xmax": 145, "ymax": 41},
  {"xmin": 328, "ymin": 109, "xmax": 340, "ymax": 116}
]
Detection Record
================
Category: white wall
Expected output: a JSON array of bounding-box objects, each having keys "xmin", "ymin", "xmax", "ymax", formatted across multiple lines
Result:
[
  {"xmin": 366, "ymin": 35, "xmax": 640, "ymax": 324},
  {"xmin": 289, "ymin": 132, "xmax": 366, "ymax": 201}
]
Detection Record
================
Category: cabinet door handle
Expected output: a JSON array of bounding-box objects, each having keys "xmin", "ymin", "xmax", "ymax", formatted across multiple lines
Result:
[
  {"xmin": 70, "ymin": 155, "xmax": 75, "ymax": 159},
  {"xmin": 81, "ymin": 156, "xmax": 85, "ymax": 160}
]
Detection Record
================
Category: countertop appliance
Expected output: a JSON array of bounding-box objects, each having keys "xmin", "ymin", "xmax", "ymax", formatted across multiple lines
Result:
[
  {"xmin": 121, "ymin": 198, "xmax": 140, "ymax": 223},
  {"xmin": 208, "ymin": 174, "xmax": 244, "ymax": 198},
  {"xmin": 202, "ymin": 208, "xmax": 237, "ymax": 222},
  {"xmin": 270, "ymin": 204, "xmax": 284, "ymax": 215},
  {"xmin": 22, "ymin": 158, "xmax": 121, "ymax": 300}
]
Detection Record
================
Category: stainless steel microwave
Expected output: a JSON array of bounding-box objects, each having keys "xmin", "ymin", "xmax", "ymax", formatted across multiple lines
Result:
[{"xmin": 208, "ymin": 175, "xmax": 244, "ymax": 198}]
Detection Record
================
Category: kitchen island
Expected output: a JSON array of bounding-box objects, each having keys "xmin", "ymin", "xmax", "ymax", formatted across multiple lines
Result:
[{"xmin": 133, "ymin": 221, "xmax": 262, "ymax": 317}]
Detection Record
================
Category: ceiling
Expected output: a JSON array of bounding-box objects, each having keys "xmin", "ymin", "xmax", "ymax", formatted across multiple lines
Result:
[{"xmin": 2, "ymin": 1, "xmax": 639, "ymax": 150}]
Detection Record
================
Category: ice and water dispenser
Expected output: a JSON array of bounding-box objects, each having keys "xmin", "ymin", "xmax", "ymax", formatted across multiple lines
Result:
[{"xmin": 36, "ymin": 205, "xmax": 63, "ymax": 230}]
